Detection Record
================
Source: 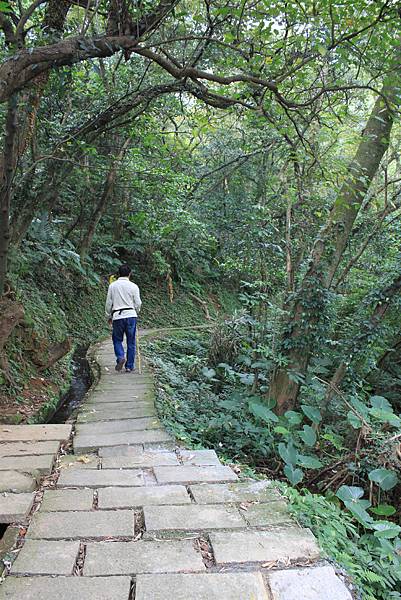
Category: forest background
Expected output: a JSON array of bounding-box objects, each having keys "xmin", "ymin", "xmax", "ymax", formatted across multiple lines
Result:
[{"xmin": 0, "ymin": 1, "xmax": 400, "ymax": 598}]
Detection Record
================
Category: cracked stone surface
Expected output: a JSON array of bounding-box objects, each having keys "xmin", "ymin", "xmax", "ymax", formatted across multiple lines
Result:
[{"xmin": 0, "ymin": 337, "xmax": 352, "ymax": 600}]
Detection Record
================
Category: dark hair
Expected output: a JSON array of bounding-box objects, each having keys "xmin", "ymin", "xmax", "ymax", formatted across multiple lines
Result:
[{"xmin": 118, "ymin": 264, "xmax": 131, "ymax": 277}]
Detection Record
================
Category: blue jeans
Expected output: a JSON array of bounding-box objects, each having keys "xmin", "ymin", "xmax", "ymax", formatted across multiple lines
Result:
[{"xmin": 112, "ymin": 317, "xmax": 137, "ymax": 370}]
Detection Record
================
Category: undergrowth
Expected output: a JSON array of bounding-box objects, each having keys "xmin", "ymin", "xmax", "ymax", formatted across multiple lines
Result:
[{"xmin": 145, "ymin": 331, "xmax": 401, "ymax": 600}]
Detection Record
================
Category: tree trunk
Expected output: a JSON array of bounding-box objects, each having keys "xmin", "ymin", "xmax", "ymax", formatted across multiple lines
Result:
[
  {"xmin": 0, "ymin": 95, "xmax": 19, "ymax": 296},
  {"xmin": 270, "ymin": 79, "xmax": 400, "ymax": 414}
]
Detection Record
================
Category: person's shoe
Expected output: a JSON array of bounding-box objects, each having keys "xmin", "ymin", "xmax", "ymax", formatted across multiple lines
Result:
[
  {"xmin": 125, "ymin": 368, "xmax": 133, "ymax": 373},
  {"xmin": 115, "ymin": 358, "xmax": 125, "ymax": 372}
]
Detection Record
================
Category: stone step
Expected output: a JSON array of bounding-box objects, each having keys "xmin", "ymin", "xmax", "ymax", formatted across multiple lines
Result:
[
  {"xmin": 209, "ymin": 528, "xmax": 320, "ymax": 564},
  {"xmin": 59, "ymin": 454, "xmax": 99, "ymax": 469},
  {"xmin": 27, "ymin": 510, "xmax": 135, "ymax": 539},
  {"xmin": 268, "ymin": 565, "xmax": 352, "ymax": 600},
  {"xmin": 0, "ymin": 576, "xmax": 131, "ymax": 600},
  {"xmin": 135, "ymin": 572, "xmax": 269, "ymax": 600},
  {"xmin": 153, "ymin": 465, "xmax": 238, "ymax": 485},
  {"xmin": 0, "ymin": 454, "xmax": 54, "ymax": 475},
  {"xmin": 76, "ymin": 406, "xmax": 156, "ymax": 423},
  {"xmin": 74, "ymin": 429, "xmax": 172, "ymax": 453},
  {"xmin": 0, "ymin": 470, "xmax": 36, "ymax": 493},
  {"xmin": 189, "ymin": 481, "xmax": 281, "ymax": 504},
  {"xmin": 101, "ymin": 450, "xmax": 179, "ymax": 469},
  {"xmin": 57, "ymin": 468, "xmax": 144, "ymax": 488},
  {"xmin": 180, "ymin": 450, "xmax": 221, "ymax": 466},
  {"xmin": 86, "ymin": 396, "xmax": 153, "ymax": 405},
  {"xmin": 0, "ymin": 441, "xmax": 60, "ymax": 457},
  {"xmin": 0, "ymin": 424, "xmax": 71, "ymax": 443},
  {"xmin": 144, "ymin": 504, "xmax": 245, "ymax": 533},
  {"xmin": 99, "ymin": 445, "xmax": 173, "ymax": 457},
  {"xmin": 79, "ymin": 402, "xmax": 155, "ymax": 413},
  {"xmin": 40, "ymin": 489, "xmax": 94, "ymax": 512},
  {"xmin": 98, "ymin": 485, "xmax": 191, "ymax": 509},
  {"xmin": 240, "ymin": 501, "xmax": 294, "ymax": 527},
  {"xmin": 10, "ymin": 539, "xmax": 80, "ymax": 575},
  {"xmin": 76, "ymin": 418, "xmax": 161, "ymax": 436},
  {"xmin": 84, "ymin": 539, "xmax": 205, "ymax": 575},
  {"xmin": 0, "ymin": 492, "xmax": 35, "ymax": 523}
]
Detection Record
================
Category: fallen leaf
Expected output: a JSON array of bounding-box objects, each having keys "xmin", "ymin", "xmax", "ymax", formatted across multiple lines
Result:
[{"xmin": 77, "ymin": 456, "xmax": 92, "ymax": 464}]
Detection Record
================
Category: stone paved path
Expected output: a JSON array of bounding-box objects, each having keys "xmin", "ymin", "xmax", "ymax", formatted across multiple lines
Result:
[{"xmin": 0, "ymin": 338, "xmax": 353, "ymax": 599}]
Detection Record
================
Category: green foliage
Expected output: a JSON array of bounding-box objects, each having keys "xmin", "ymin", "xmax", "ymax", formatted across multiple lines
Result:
[{"xmin": 286, "ymin": 487, "xmax": 401, "ymax": 600}]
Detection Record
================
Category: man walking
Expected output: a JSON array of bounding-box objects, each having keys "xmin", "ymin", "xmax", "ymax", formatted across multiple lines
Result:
[{"xmin": 105, "ymin": 264, "xmax": 142, "ymax": 372}]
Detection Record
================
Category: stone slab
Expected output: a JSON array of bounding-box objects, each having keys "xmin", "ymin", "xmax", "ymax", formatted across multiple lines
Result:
[
  {"xmin": 98, "ymin": 486, "xmax": 191, "ymax": 508},
  {"xmin": 80, "ymin": 400, "xmax": 155, "ymax": 411},
  {"xmin": 99, "ymin": 445, "xmax": 147, "ymax": 457},
  {"xmin": 0, "ymin": 441, "xmax": 60, "ymax": 457},
  {"xmin": 11, "ymin": 539, "xmax": 80, "ymax": 575},
  {"xmin": 87, "ymin": 398, "xmax": 153, "ymax": 406},
  {"xmin": 190, "ymin": 481, "xmax": 281, "ymax": 504},
  {"xmin": 59, "ymin": 454, "xmax": 99, "ymax": 469},
  {"xmin": 0, "ymin": 454, "xmax": 54, "ymax": 475},
  {"xmin": 77, "ymin": 406, "xmax": 156, "ymax": 423},
  {"xmin": 210, "ymin": 528, "xmax": 320, "ymax": 564},
  {"xmin": 89, "ymin": 384, "xmax": 152, "ymax": 391},
  {"xmin": 76, "ymin": 418, "xmax": 161, "ymax": 436},
  {"xmin": 0, "ymin": 576, "xmax": 131, "ymax": 600},
  {"xmin": 144, "ymin": 504, "xmax": 245, "ymax": 532},
  {"xmin": 0, "ymin": 424, "xmax": 71, "ymax": 442},
  {"xmin": 27, "ymin": 510, "xmax": 135, "ymax": 539},
  {"xmin": 154, "ymin": 465, "xmax": 237, "ymax": 484},
  {"xmin": 0, "ymin": 470, "xmax": 36, "ymax": 493},
  {"xmin": 241, "ymin": 501, "xmax": 294, "ymax": 526},
  {"xmin": 135, "ymin": 573, "xmax": 269, "ymax": 600},
  {"xmin": 40, "ymin": 489, "xmax": 94, "ymax": 511},
  {"xmin": 0, "ymin": 492, "xmax": 34, "ymax": 522},
  {"xmin": 180, "ymin": 449, "xmax": 221, "ymax": 466},
  {"xmin": 74, "ymin": 430, "xmax": 171, "ymax": 452},
  {"xmin": 102, "ymin": 450, "xmax": 179, "ymax": 469},
  {"xmin": 269, "ymin": 566, "xmax": 352, "ymax": 600},
  {"xmin": 84, "ymin": 539, "xmax": 205, "ymax": 575},
  {"xmin": 57, "ymin": 468, "xmax": 144, "ymax": 488}
]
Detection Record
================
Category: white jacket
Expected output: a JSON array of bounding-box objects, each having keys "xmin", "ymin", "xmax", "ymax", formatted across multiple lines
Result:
[{"xmin": 105, "ymin": 277, "xmax": 142, "ymax": 321}]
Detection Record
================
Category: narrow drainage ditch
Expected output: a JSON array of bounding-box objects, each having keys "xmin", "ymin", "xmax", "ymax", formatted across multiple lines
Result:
[{"xmin": 47, "ymin": 345, "xmax": 93, "ymax": 424}]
